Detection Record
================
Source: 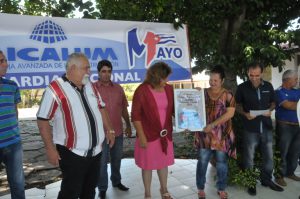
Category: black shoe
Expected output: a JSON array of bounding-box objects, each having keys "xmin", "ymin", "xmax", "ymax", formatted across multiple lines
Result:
[
  {"xmin": 113, "ymin": 183, "xmax": 129, "ymax": 191},
  {"xmin": 99, "ymin": 190, "xmax": 106, "ymax": 199},
  {"xmin": 261, "ymin": 181, "xmax": 284, "ymax": 192},
  {"xmin": 247, "ymin": 187, "xmax": 256, "ymax": 196}
]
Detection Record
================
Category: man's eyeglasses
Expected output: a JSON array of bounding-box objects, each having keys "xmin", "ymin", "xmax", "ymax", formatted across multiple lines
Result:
[{"xmin": 0, "ymin": 58, "xmax": 7, "ymax": 64}]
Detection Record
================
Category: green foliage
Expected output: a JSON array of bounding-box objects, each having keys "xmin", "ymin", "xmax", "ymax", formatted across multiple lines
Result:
[
  {"xmin": 172, "ymin": 113, "xmax": 284, "ymax": 189},
  {"xmin": 2, "ymin": 1, "xmax": 299, "ymax": 90},
  {"xmin": 121, "ymin": 83, "xmax": 139, "ymax": 101},
  {"xmin": 273, "ymin": 149, "xmax": 282, "ymax": 178},
  {"xmin": 173, "ymin": 126, "xmax": 261, "ymax": 188},
  {"xmin": 19, "ymin": 89, "xmax": 43, "ymax": 108},
  {"xmin": 96, "ymin": 0, "xmax": 300, "ymax": 90},
  {"xmin": 0, "ymin": 0, "xmax": 23, "ymax": 14},
  {"xmin": 230, "ymin": 163, "xmax": 260, "ymax": 188},
  {"xmin": 173, "ymin": 132, "xmax": 197, "ymax": 159},
  {"xmin": 0, "ymin": 0, "xmax": 97, "ymax": 18},
  {"xmin": 228, "ymin": 114, "xmax": 261, "ymax": 188}
]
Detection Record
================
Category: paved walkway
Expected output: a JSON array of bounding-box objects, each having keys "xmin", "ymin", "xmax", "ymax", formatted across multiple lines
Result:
[
  {"xmin": 0, "ymin": 158, "xmax": 299, "ymax": 199},
  {"xmin": 0, "ymin": 108, "xmax": 298, "ymax": 198}
]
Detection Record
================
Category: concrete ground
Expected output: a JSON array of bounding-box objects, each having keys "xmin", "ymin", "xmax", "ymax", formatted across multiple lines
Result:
[{"xmin": 0, "ymin": 158, "xmax": 299, "ymax": 199}]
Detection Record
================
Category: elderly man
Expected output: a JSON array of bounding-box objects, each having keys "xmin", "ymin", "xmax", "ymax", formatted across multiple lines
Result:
[
  {"xmin": 275, "ymin": 70, "xmax": 300, "ymax": 186},
  {"xmin": 235, "ymin": 62, "xmax": 283, "ymax": 196},
  {"xmin": 37, "ymin": 52, "xmax": 115, "ymax": 199},
  {"xmin": 0, "ymin": 51, "xmax": 25, "ymax": 199}
]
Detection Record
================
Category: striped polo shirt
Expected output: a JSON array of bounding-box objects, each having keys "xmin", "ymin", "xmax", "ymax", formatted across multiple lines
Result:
[
  {"xmin": 37, "ymin": 76, "xmax": 106, "ymax": 157},
  {"xmin": 0, "ymin": 77, "xmax": 21, "ymax": 148}
]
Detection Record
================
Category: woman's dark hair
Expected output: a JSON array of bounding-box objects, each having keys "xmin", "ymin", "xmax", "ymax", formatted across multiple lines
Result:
[
  {"xmin": 97, "ymin": 59, "xmax": 113, "ymax": 72},
  {"xmin": 210, "ymin": 65, "xmax": 225, "ymax": 80},
  {"xmin": 144, "ymin": 62, "xmax": 172, "ymax": 87}
]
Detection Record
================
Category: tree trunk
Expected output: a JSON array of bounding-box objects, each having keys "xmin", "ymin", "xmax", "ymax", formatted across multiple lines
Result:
[{"xmin": 224, "ymin": 70, "xmax": 238, "ymax": 94}]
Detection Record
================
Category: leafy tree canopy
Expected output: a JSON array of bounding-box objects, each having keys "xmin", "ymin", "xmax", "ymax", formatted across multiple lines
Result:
[
  {"xmin": 1, "ymin": 0, "xmax": 300, "ymax": 88},
  {"xmin": 95, "ymin": 0, "xmax": 300, "ymax": 88}
]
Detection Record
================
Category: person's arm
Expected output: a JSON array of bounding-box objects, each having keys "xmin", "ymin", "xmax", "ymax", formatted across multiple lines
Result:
[
  {"xmin": 204, "ymin": 92, "xmax": 236, "ymax": 133},
  {"xmin": 235, "ymin": 86, "xmax": 256, "ymax": 120},
  {"xmin": 15, "ymin": 105, "xmax": 18, "ymax": 119},
  {"xmin": 203, "ymin": 107, "xmax": 235, "ymax": 133},
  {"xmin": 37, "ymin": 119, "xmax": 60, "ymax": 166},
  {"xmin": 263, "ymin": 84, "xmax": 276, "ymax": 117},
  {"xmin": 122, "ymin": 107, "xmax": 132, "ymax": 137},
  {"xmin": 131, "ymin": 85, "xmax": 147, "ymax": 147},
  {"xmin": 279, "ymin": 100, "xmax": 297, "ymax": 110},
  {"xmin": 133, "ymin": 121, "xmax": 147, "ymax": 148},
  {"xmin": 262, "ymin": 102, "xmax": 275, "ymax": 117},
  {"xmin": 236, "ymin": 103, "xmax": 256, "ymax": 120},
  {"xmin": 100, "ymin": 108, "xmax": 115, "ymax": 147}
]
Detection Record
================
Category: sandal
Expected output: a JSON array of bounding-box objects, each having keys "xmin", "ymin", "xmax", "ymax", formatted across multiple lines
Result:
[
  {"xmin": 161, "ymin": 192, "xmax": 173, "ymax": 199},
  {"xmin": 217, "ymin": 191, "xmax": 228, "ymax": 199},
  {"xmin": 198, "ymin": 190, "xmax": 206, "ymax": 199},
  {"xmin": 160, "ymin": 188, "xmax": 173, "ymax": 199}
]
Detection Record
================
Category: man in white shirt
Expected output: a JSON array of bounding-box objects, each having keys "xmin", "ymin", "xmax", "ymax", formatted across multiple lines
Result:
[{"xmin": 37, "ymin": 52, "xmax": 115, "ymax": 199}]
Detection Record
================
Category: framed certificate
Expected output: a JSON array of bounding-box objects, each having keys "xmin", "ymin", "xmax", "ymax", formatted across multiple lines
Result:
[{"xmin": 174, "ymin": 89, "xmax": 206, "ymax": 132}]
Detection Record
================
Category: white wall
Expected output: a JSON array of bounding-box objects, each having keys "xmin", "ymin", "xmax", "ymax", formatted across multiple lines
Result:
[
  {"xmin": 271, "ymin": 54, "xmax": 299, "ymax": 89},
  {"xmin": 191, "ymin": 52, "xmax": 300, "ymax": 89}
]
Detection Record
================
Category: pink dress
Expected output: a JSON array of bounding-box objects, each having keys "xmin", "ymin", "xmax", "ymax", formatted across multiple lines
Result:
[{"xmin": 134, "ymin": 89, "xmax": 174, "ymax": 170}]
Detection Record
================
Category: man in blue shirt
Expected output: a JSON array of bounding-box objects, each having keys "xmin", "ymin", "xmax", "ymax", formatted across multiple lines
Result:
[
  {"xmin": 0, "ymin": 50, "xmax": 25, "ymax": 199},
  {"xmin": 275, "ymin": 70, "xmax": 300, "ymax": 186},
  {"xmin": 236, "ymin": 62, "xmax": 283, "ymax": 196}
]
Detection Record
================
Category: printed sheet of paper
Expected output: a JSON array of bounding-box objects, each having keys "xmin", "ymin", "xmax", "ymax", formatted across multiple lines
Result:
[
  {"xmin": 249, "ymin": 109, "xmax": 269, "ymax": 117},
  {"xmin": 297, "ymin": 100, "xmax": 300, "ymax": 125},
  {"xmin": 174, "ymin": 89, "xmax": 206, "ymax": 132}
]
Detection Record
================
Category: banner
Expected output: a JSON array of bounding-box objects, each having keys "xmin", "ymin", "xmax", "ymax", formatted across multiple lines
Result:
[{"xmin": 0, "ymin": 13, "xmax": 191, "ymax": 89}]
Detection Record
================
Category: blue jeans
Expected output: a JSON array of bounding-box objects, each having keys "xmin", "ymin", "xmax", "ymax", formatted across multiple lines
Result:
[
  {"xmin": 242, "ymin": 129, "xmax": 273, "ymax": 184},
  {"xmin": 196, "ymin": 148, "xmax": 228, "ymax": 191},
  {"xmin": 276, "ymin": 122, "xmax": 300, "ymax": 176},
  {"xmin": 0, "ymin": 141, "xmax": 25, "ymax": 199},
  {"xmin": 98, "ymin": 135, "xmax": 123, "ymax": 191}
]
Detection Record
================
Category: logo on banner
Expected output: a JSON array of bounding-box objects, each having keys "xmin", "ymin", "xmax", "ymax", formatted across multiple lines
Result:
[
  {"xmin": 127, "ymin": 28, "xmax": 183, "ymax": 69},
  {"xmin": 30, "ymin": 20, "xmax": 67, "ymax": 44},
  {"xmin": 7, "ymin": 20, "xmax": 117, "ymax": 62}
]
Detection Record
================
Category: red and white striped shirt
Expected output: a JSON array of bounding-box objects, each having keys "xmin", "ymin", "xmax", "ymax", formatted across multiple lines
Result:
[{"xmin": 37, "ymin": 76, "xmax": 105, "ymax": 157}]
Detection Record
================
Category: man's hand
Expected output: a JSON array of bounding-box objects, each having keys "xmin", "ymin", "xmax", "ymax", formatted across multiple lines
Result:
[
  {"xmin": 245, "ymin": 112, "xmax": 256, "ymax": 120},
  {"xmin": 45, "ymin": 146, "xmax": 61, "ymax": 166},
  {"xmin": 124, "ymin": 126, "xmax": 132, "ymax": 138},
  {"xmin": 262, "ymin": 110, "xmax": 272, "ymax": 117},
  {"xmin": 107, "ymin": 131, "xmax": 115, "ymax": 148}
]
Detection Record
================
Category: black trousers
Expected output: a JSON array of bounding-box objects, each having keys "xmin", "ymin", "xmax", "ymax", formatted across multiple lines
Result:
[{"xmin": 56, "ymin": 145, "xmax": 101, "ymax": 199}]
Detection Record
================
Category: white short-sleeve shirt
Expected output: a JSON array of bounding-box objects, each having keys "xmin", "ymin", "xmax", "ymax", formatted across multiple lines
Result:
[{"xmin": 37, "ymin": 77, "xmax": 105, "ymax": 157}]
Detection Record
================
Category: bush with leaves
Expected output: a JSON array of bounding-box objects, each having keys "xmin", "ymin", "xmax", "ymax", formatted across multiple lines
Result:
[{"xmin": 173, "ymin": 132, "xmax": 197, "ymax": 159}]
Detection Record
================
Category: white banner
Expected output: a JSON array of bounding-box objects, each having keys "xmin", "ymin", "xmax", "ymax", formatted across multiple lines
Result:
[{"xmin": 0, "ymin": 13, "xmax": 191, "ymax": 89}]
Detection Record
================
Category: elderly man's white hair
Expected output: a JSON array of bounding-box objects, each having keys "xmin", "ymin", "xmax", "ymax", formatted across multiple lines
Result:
[
  {"xmin": 66, "ymin": 52, "xmax": 87, "ymax": 70},
  {"xmin": 282, "ymin": 69, "xmax": 297, "ymax": 82}
]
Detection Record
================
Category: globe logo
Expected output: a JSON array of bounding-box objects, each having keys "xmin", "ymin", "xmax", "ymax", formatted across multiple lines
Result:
[{"xmin": 30, "ymin": 20, "xmax": 67, "ymax": 44}]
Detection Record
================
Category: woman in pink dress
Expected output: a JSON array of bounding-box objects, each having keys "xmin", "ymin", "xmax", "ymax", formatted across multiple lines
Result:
[{"xmin": 131, "ymin": 62, "xmax": 174, "ymax": 199}]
